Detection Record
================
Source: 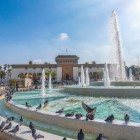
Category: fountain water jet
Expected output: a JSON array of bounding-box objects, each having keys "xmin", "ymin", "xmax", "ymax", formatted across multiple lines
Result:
[
  {"xmin": 86, "ymin": 68, "xmax": 90, "ymax": 86},
  {"xmin": 41, "ymin": 69, "xmax": 46, "ymax": 96},
  {"xmin": 80, "ymin": 65, "xmax": 85, "ymax": 86},
  {"xmin": 129, "ymin": 68, "xmax": 133, "ymax": 82},
  {"xmin": 78, "ymin": 76, "xmax": 81, "ymax": 85},
  {"xmin": 48, "ymin": 73, "xmax": 52, "ymax": 90},
  {"xmin": 109, "ymin": 10, "xmax": 126, "ymax": 81},
  {"xmin": 104, "ymin": 63, "xmax": 110, "ymax": 87}
]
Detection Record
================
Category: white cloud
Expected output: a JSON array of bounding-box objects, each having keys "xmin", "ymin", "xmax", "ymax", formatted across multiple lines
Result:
[
  {"xmin": 58, "ymin": 33, "xmax": 69, "ymax": 41},
  {"xmin": 33, "ymin": 59, "xmax": 44, "ymax": 64}
]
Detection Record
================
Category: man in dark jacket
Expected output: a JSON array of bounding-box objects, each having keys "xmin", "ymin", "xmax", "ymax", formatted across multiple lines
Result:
[{"xmin": 77, "ymin": 129, "xmax": 84, "ymax": 140}]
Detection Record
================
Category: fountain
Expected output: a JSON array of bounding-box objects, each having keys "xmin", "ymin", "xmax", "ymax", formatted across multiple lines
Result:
[
  {"xmin": 129, "ymin": 68, "xmax": 133, "ymax": 82},
  {"xmin": 109, "ymin": 10, "xmax": 126, "ymax": 81},
  {"xmin": 48, "ymin": 73, "xmax": 52, "ymax": 90},
  {"xmin": 104, "ymin": 63, "xmax": 110, "ymax": 87},
  {"xmin": 41, "ymin": 69, "xmax": 46, "ymax": 96},
  {"xmin": 78, "ymin": 76, "xmax": 81, "ymax": 85},
  {"xmin": 86, "ymin": 68, "xmax": 90, "ymax": 86},
  {"xmin": 80, "ymin": 65, "xmax": 85, "ymax": 86}
]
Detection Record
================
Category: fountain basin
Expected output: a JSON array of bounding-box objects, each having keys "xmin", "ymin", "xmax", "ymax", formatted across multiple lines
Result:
[
  {"xmin": 5, "ymin": 101, "xmax": 140, "ymax": 140},
  {"xmin": 64, "ymin": 86, "xmax": 140, "ymax": 97},
  {"xmin": 90, "ymin": 81, "xmax": 140, "ymax": 87}
]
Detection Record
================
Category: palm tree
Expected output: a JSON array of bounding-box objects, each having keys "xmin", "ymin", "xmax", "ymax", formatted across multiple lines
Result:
[
  {"xmin": 45, "ymin": 70, "xmax": 56, "ymax": 80},
  {"xmin": 0, "ymin": 70, "xmax": 5, "ymax": 82},
  {"xmin": 18, "ymin": 73, "xmax": 25, "ymax": 79}
]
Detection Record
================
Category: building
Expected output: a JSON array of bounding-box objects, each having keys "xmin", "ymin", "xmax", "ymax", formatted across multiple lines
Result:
[{"xmin": 10, "ymin": 55, "xmax": 104, "ymax": 82}]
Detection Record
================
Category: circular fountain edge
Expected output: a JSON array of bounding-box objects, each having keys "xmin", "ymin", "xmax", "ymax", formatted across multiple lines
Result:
[{"xmin": 5, "ymin": 101, "xmax": 140, "ymax": 140}]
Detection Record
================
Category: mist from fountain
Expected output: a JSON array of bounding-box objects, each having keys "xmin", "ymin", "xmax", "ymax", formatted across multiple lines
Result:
[
  {"xmin": 129, "ymin": 68, "xmax": 133, "ymax": 82},
  {"xmin": 48, "ymin": 73, "xmax": 52, "ymax": 90},
  {"xmin": 109, "ymin": 10, "xmax": 126, "ymax": 81},
  {"xmin": 78, "ymin": 76, "xmax": 81, "ymax": 85},
  {"xmin": 86, "ymin": 68, "xmax": 90, "ymax": 86},
  {"xmin": 104, "ymin": 63, "xmax": 110, "ymax": 87},
  {"xmin": 41, "ymin": 69, "xmax": 46, "ymax": 96}
]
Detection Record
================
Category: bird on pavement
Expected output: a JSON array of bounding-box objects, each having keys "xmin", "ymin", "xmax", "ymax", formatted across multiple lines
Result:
[
  {"xmin": 32, "ymin": 128, "xmax": 44, "ymax": 140},
  {"xmin": 2, "ymin": 122, "xmax": 12, "ymax": 131},
  {"xmin": 36, "ymin": 104, "xmax": 42, "ymax": 110},
  {"xmin": 0, "ymin": 121, "xmax": 6, "ymax": 130},
  {"xmin": 8, "ymin": 125, "xmax": 19, "ymax": 135},
  {"xmin": 19, "ymin": 116, "xmax": 23, "ymax": 125},
  {"xmin": 29, "ymin": 122, "xmax": 34, "ymax": 131},
  {"xmin": 56, "ymin": 108, "xmax": 64, "ymax": 114},
  {"xmin": 6, "ymin": 116, "xmax": 15, "ymax": 123},
  {"xmin": 25, "ymin": 102, "xmax": 32, "ymax": 108}
]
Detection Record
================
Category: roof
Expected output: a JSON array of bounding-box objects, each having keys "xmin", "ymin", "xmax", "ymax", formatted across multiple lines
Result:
[{"xmin": 55, "ymin": 55, "xmax": 79, "ymax": 58}]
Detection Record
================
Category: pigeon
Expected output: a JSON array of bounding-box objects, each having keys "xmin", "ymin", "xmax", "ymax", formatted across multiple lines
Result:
[
  {"xmin": 82, "ymin": 102, "xmax": 96, "ymax": 113},
  {"xmin": 43, "ymin": 100, "xmax": 48, "ymax": 108},
  {"xmin": 29, "ymin": 122, "xmax": 34, "ymax": 130},
  {"xmin": 65, "ymin": 112, "xmax": 74, "ymax": 117},
  {"xmin": 0, "ymin": 121, "xmax": 6, "ymax": 130},
  {"xmin": 2, "ymin": 122, "xmax": 12, "ymax": 131},
  {"xmin": 124, "ymin": 114, "xmax": 129, "ymax": 123},
  {"xmin": 96, "ymin": 133, "xmax": 108, "ymax": 140},
  {"xmin": 56, "ymin": 108, "xmax": 64, "ymax": 114},
  {"xmin": 26, "ymin": 102, "xmax": 32, "ymax": 108},
  {"xmin": 75, "ymin": 114, "xmax": 83, "ymax": 119},
  {"xmin": 32, "ymin": 128, "xmax": 44, "ymax": 140},
  {"xmin": 36, "ymin": 104, "xmax": 42, "ymax": 110},
  {"xmin": 6, "ymin": 117, "xmax": 15, "ymax": 123},
  {"xmin": 82, "ymin": 102, "xmax": 96, "ymax": 120},
  {"xmin": 20, "ymin": 116, "xmax": 23, "ymax": 125},
  {"xmin": 105, "ymin": 115, "xmax": 114, "ymax": 123},
  {"xmin": 8, "ymin": 125, "xmax": 19, "ymax": 134}
]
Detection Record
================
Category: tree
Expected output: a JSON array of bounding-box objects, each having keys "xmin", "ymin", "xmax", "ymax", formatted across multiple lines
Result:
[
  {"xmin": 0, "ymin": 70, "xmax": 5, "ymax": 82},
  {"xmin": 29, "ymin": 60, "xmax": 32, "ymax": 65},
  {"xmin": 18, "ymin": 73, "xmax": 25, "ymax": 79},
  {"xmin": 92, "ymin": 61, "xmax": 96, "ymax": 64}
]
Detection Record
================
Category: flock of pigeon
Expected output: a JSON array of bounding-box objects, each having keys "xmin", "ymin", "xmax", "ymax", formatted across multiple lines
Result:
[
  {"xmin": 4, "ymin": 89, "xmax": 130, "ymax": 140},
  {"xmin": 0, "ymin": 116, "xmax": 45, "ymax": 140}
]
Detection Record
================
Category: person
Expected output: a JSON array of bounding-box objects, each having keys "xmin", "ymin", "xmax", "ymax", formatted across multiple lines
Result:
[
  {"xmin": 77, "ymin": 129, "xmax": 84, "ymax": 140},
  {"xmin": 63, "ymin": 138, "xmax": 67, "ymax": 140},
  {"xmin": 124, "ymin": 114, "xmax": 129, "ymax": 123}
]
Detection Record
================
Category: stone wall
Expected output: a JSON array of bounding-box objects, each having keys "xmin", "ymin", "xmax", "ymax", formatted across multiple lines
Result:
[{"xmin": 5, "ymin": 101, "xmax": 140, "ymax": 140}]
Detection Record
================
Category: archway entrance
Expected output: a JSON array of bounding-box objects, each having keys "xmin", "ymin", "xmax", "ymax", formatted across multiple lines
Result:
[{"xmin": 66, "ymin": 74, "xmax": 69, "ymax": 80}]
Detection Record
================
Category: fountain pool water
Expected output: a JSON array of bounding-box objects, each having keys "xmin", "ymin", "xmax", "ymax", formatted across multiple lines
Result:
[{"xmin": 11, "ymin": 89, "xmax": 140, "ymax": 123}]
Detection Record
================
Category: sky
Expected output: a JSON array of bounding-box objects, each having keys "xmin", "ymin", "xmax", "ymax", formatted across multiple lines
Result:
[{"xmin": 0, "ymin": 0, "xmax": 140, "ymax": 66}]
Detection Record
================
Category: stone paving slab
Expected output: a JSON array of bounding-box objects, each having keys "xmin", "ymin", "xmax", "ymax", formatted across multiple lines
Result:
[{"xmin": 0, "ymin": 116, "xmax": 75, "ymax": 140}]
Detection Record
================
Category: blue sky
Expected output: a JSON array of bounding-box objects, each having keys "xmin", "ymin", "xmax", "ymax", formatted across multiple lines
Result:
[{"xmin": 0, "ymin": 0, "xmax": 140, "ymax": 66}]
